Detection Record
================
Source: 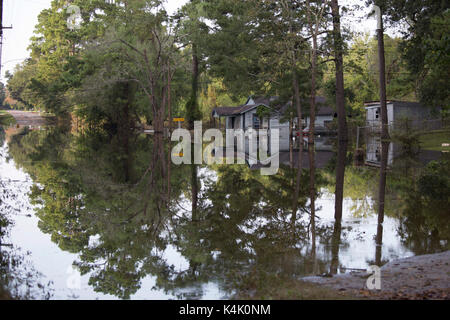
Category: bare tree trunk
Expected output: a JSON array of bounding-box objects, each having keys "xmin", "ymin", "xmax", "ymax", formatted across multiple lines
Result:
[
  {"xmin": 191, "ymin": 164, "xmax": 199, "ymax": 221},
  {"xmin": 308, "ymin": 143, "xmax": 316, "ymax": 249},
  {"xmin": 167, "ymin": 62, "xmax": 172, "ymax": 198},
  {"xmin": 375, "ymin": 9, "xmax": 389, "ymax": 265},
  {"xmin": 307, "ymin": 5, "xmax": 318, "ymax": 245},
  {"xmin": 186, "ymin": 43, "xmax": 200, "ymax": 130},
  {"xmin": 168, "ymin": 61, "xmax": 172, "ymax": 133},
  {"xmin": 309, "ymin": 37, "xmax": 317, "ymax": 142},
  {"xmin": 289, "ymin": 116, "xmax": 293, "ymax": 168},
  {"xmin": 330, "ymin": 215, "xmax": 342, "ymax": 274},
  {"xmin": 291, "ymin": 69, "xmax": 303, "ymax": 225},
  {"xmin": 331, "ymin": 139, "xmax": 348, "ymax": 273},
  {"xmin": 334, "ymin": 141, "xmax": 348, "ymax": 220},
  {"xmin": 330, "ymin": 0, "xmax": 348, "ymax": 142},
  {"xmin": 377, "ymin": 19, "xmax": 389, "ymax": 140}
]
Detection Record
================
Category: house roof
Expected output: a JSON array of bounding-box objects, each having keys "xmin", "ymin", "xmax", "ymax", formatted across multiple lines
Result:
[
  {"xmin": 212, "ymin": 106, "xmax": 240, "ymax": 116},
  {"xmin": 212, "ymin": 96, "xmax": 335, "ymax": 117},
  {"xmin": 364, "ymin": 100, "xmax": 423, "ymax": 108},
  {"xmin": 307, "ymin": 96, "xmax": 335, "ymax": 116},
  {"xmin": 212, "ymin": 96, "xmax": 274, "ymax": 117},
  {"xmin": 284, "ymin": 96, "xmax": 335, "ymax": 116}
]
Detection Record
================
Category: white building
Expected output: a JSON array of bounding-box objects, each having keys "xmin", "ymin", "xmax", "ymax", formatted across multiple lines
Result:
[
  {"xmin": 365, "ymin": 100, "xmax": 439, "ymax": 129},
  {"xmin": 212, "ymin": 96, "xmax": 335, "ymax": 152}
]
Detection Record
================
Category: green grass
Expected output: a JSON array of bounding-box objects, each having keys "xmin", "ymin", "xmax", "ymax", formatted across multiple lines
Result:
[
  {"xmin": 419, "ymin": 130, "xmax": 450, "ymax": 151},
  {"xmin": 232, "ymin": 271, "xmax": 357, "ymax": 300}
]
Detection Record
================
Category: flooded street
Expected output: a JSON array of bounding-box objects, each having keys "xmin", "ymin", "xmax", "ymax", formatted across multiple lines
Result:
[
  {"xmin": 0, "ymin": 120, "xmax": 448, "ymax": 299},
  {"xmin": 4, "ymin": 110, "xmax": 52, "ymax": 126}
]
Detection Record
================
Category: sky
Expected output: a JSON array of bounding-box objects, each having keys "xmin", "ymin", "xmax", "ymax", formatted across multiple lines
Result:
[{"xmin": 1, "ymin": 0, "xmax": 382, "ymax": 82}]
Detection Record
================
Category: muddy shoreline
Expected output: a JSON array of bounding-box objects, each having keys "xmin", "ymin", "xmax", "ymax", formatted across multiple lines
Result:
[{"xmin": 303, "ymin": 251, "xmax": 450, "ymax": 299}]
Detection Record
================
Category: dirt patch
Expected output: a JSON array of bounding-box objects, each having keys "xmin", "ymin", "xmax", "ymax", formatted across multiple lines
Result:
[{"xmin": 303, "ymin": 251, "xmax": 450, "ymax": 300}]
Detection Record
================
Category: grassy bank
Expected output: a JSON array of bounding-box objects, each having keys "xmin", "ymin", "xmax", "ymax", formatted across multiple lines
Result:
[
  {"xmin": 420, "ymin": 130, "xmax": 450, "ymax": 151},
  {"xmin": 233, "ymin": 272, "xmax": 356, "ymax": 300}
]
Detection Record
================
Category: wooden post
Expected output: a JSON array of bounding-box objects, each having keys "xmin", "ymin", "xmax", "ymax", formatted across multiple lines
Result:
[
  {"xmin": 375, "ymin": 5, "xmax": 389, "ymax": 140},
  {"xmin": 356, "ymin": 126, "xmax": 360, "ymax": 149},
  {"xmin": 168, "ymin": 60, "xmax": 172, "ymax": 133}
]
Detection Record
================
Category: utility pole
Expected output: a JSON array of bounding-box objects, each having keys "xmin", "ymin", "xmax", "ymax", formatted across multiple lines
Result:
[
  {"xmin": 374, "ymin": 4, "xmax": 389, "ymax": 140},
  {"xmin": 0, "ymin": 0, "xmax": 3, "ymax": 76},
  {"xmin": 374, "ymin": 4, "xmax": 389, "ymax": 266},
  {"xmin": 0, "ymin": 0, "xmax": 13, "ymax": 76}
]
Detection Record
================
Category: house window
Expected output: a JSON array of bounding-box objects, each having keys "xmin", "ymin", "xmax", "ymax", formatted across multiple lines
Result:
[
  {"xmin": 252, "ymin": 114, "xmax": 260, "ymax": 129},
  {"xmin": 375, "ymin": 108, "xmax": 380, "ymax": 119}
]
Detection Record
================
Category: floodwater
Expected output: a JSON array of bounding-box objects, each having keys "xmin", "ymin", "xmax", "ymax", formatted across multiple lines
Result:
[{"xmin": 0, "ymin": 122, "xmax": 448, "ymax": 299}]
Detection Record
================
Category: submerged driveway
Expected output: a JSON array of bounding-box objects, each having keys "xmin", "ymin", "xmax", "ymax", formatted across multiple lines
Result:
[{"xmin": 6, "ymin": 110, "xmax": 52, "ymax": 126}]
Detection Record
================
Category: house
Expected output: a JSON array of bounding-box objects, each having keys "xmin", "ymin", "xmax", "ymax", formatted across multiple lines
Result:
[
  {"xmin": 212, "ymin": 96, "xmax": 335, "ymax": 152},
  {"xmin": 365, "ymin": 100, "xmax": 440, "ymax": 129},
  {"xmin": 212, "ymin": 96, "xmax": 291, "ymax": 151},
  {"xmin": 303, "ymin": 96, "xmax": 336, "ymax": 133}
]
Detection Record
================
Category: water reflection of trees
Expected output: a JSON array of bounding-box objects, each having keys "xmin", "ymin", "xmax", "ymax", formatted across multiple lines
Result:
[
  {"xmin": 326, "ymin": 140, "xmax": 449, "ymax": 271},
  {"xmin": 391, "ymin": 154, "xmax": 450, "ymax": 254},
  {"xmin": 7, "ymin": 127, "xmax": 333, "ymax": 298},
  {"xmin": 6, "ymin": 126, "xmax": 449, "ymax": 298},
  {"xmin": 1, "ymin": 128, "xmax": 53, "ymax": 299}
]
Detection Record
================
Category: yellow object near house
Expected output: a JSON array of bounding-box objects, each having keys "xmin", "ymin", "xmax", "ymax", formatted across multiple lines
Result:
[{"xmin": 173, "ymin": 118, "xmax": 184, "ymax": 122}]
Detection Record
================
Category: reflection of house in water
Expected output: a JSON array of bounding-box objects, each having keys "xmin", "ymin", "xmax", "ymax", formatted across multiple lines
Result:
[
  {"xmin": 246, "ymin": 151, "xmax": 334, "ymax": 171},
  {"xmin": 365, "ymin": 135, "xmax": 442, "ymax": 167},
  {"xmin": 365, "ymin": 136, "xmax": 395, "ymax": 167},
  {"xmin": 249, "ymin": 137, "xmax": 335, "ymax": 170}
]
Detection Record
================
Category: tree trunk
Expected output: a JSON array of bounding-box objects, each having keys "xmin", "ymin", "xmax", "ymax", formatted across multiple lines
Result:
[
  {"xmin": 332, "ymin": 139, "xmax": 348, "ymax": 272},
  {"xmin": 334, "ymin": 140, "xmax": 348, "ymax": 220},
  {"xmin": 308, "ymin": 142, "xmax": 316, "ymax": 249},
  {"xmin": 187, "ymin": 43, "xmax": 200, "ymax": 130},
  {"xmin": 330, "ymin": 216, "xmax": 342, "ymax": 274},
  {"xmin": 330, "ymin": 0, "xmax": 348, "ymax": 142},
  {"xmin": 376, "ymin": 141, "xmax": 389, "ymax": 265},
  {"xmin": 289, "ymin": 116, "xmax": 293, "ymax": 168},
  {"xmin": 309, "ymin": 35, "xmax": 317, "ymax": 142},
  {"xmin": 291, "ymin": 68, "xmax": 303, "ymax": 225},
  {"xmin": 191, "ymin": 164, "xmax": 199, "ymax": 221},
  {"xmin": 308, "ymin": 16, "xmax": 318, "ymax": 245},
  {"xmin": 377, "ymin": 19, "xmax": 389, "ymax": 140},
  {"xmin": 168, "ymin": 61, "xmax": 172, "ymax": 133}
]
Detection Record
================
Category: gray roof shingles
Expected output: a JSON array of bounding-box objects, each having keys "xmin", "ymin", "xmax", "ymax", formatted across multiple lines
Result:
[{"xmin": 212, "ymin": 96, "xmax": 335, "ymax": 117}]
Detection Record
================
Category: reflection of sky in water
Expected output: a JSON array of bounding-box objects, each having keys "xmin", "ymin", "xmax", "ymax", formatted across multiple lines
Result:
[
  {"xmin": 316, "ymin": 191, "xmax": 414, "ymax": 270},
  {"xmin": 0, "ymin": 142, "xmax": 421, "ymax": 299}
]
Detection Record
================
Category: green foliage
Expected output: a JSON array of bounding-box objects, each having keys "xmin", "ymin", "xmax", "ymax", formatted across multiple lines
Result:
[
  {"xmin": 370, "ymin": 0, "xmax": 450, "ymax": 111},
  {"xmin": 327, "ymin": 34, "xmax": 417, "ymax": 121},
  {"xmin": 256, "ymin": 105, "xmax": 271, "ymax": 119}
]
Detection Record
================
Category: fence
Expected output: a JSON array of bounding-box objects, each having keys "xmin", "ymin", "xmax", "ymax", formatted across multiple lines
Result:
[{"xmin": 356, "ymin": 118, "xmax": 449, "ymax": 147}]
